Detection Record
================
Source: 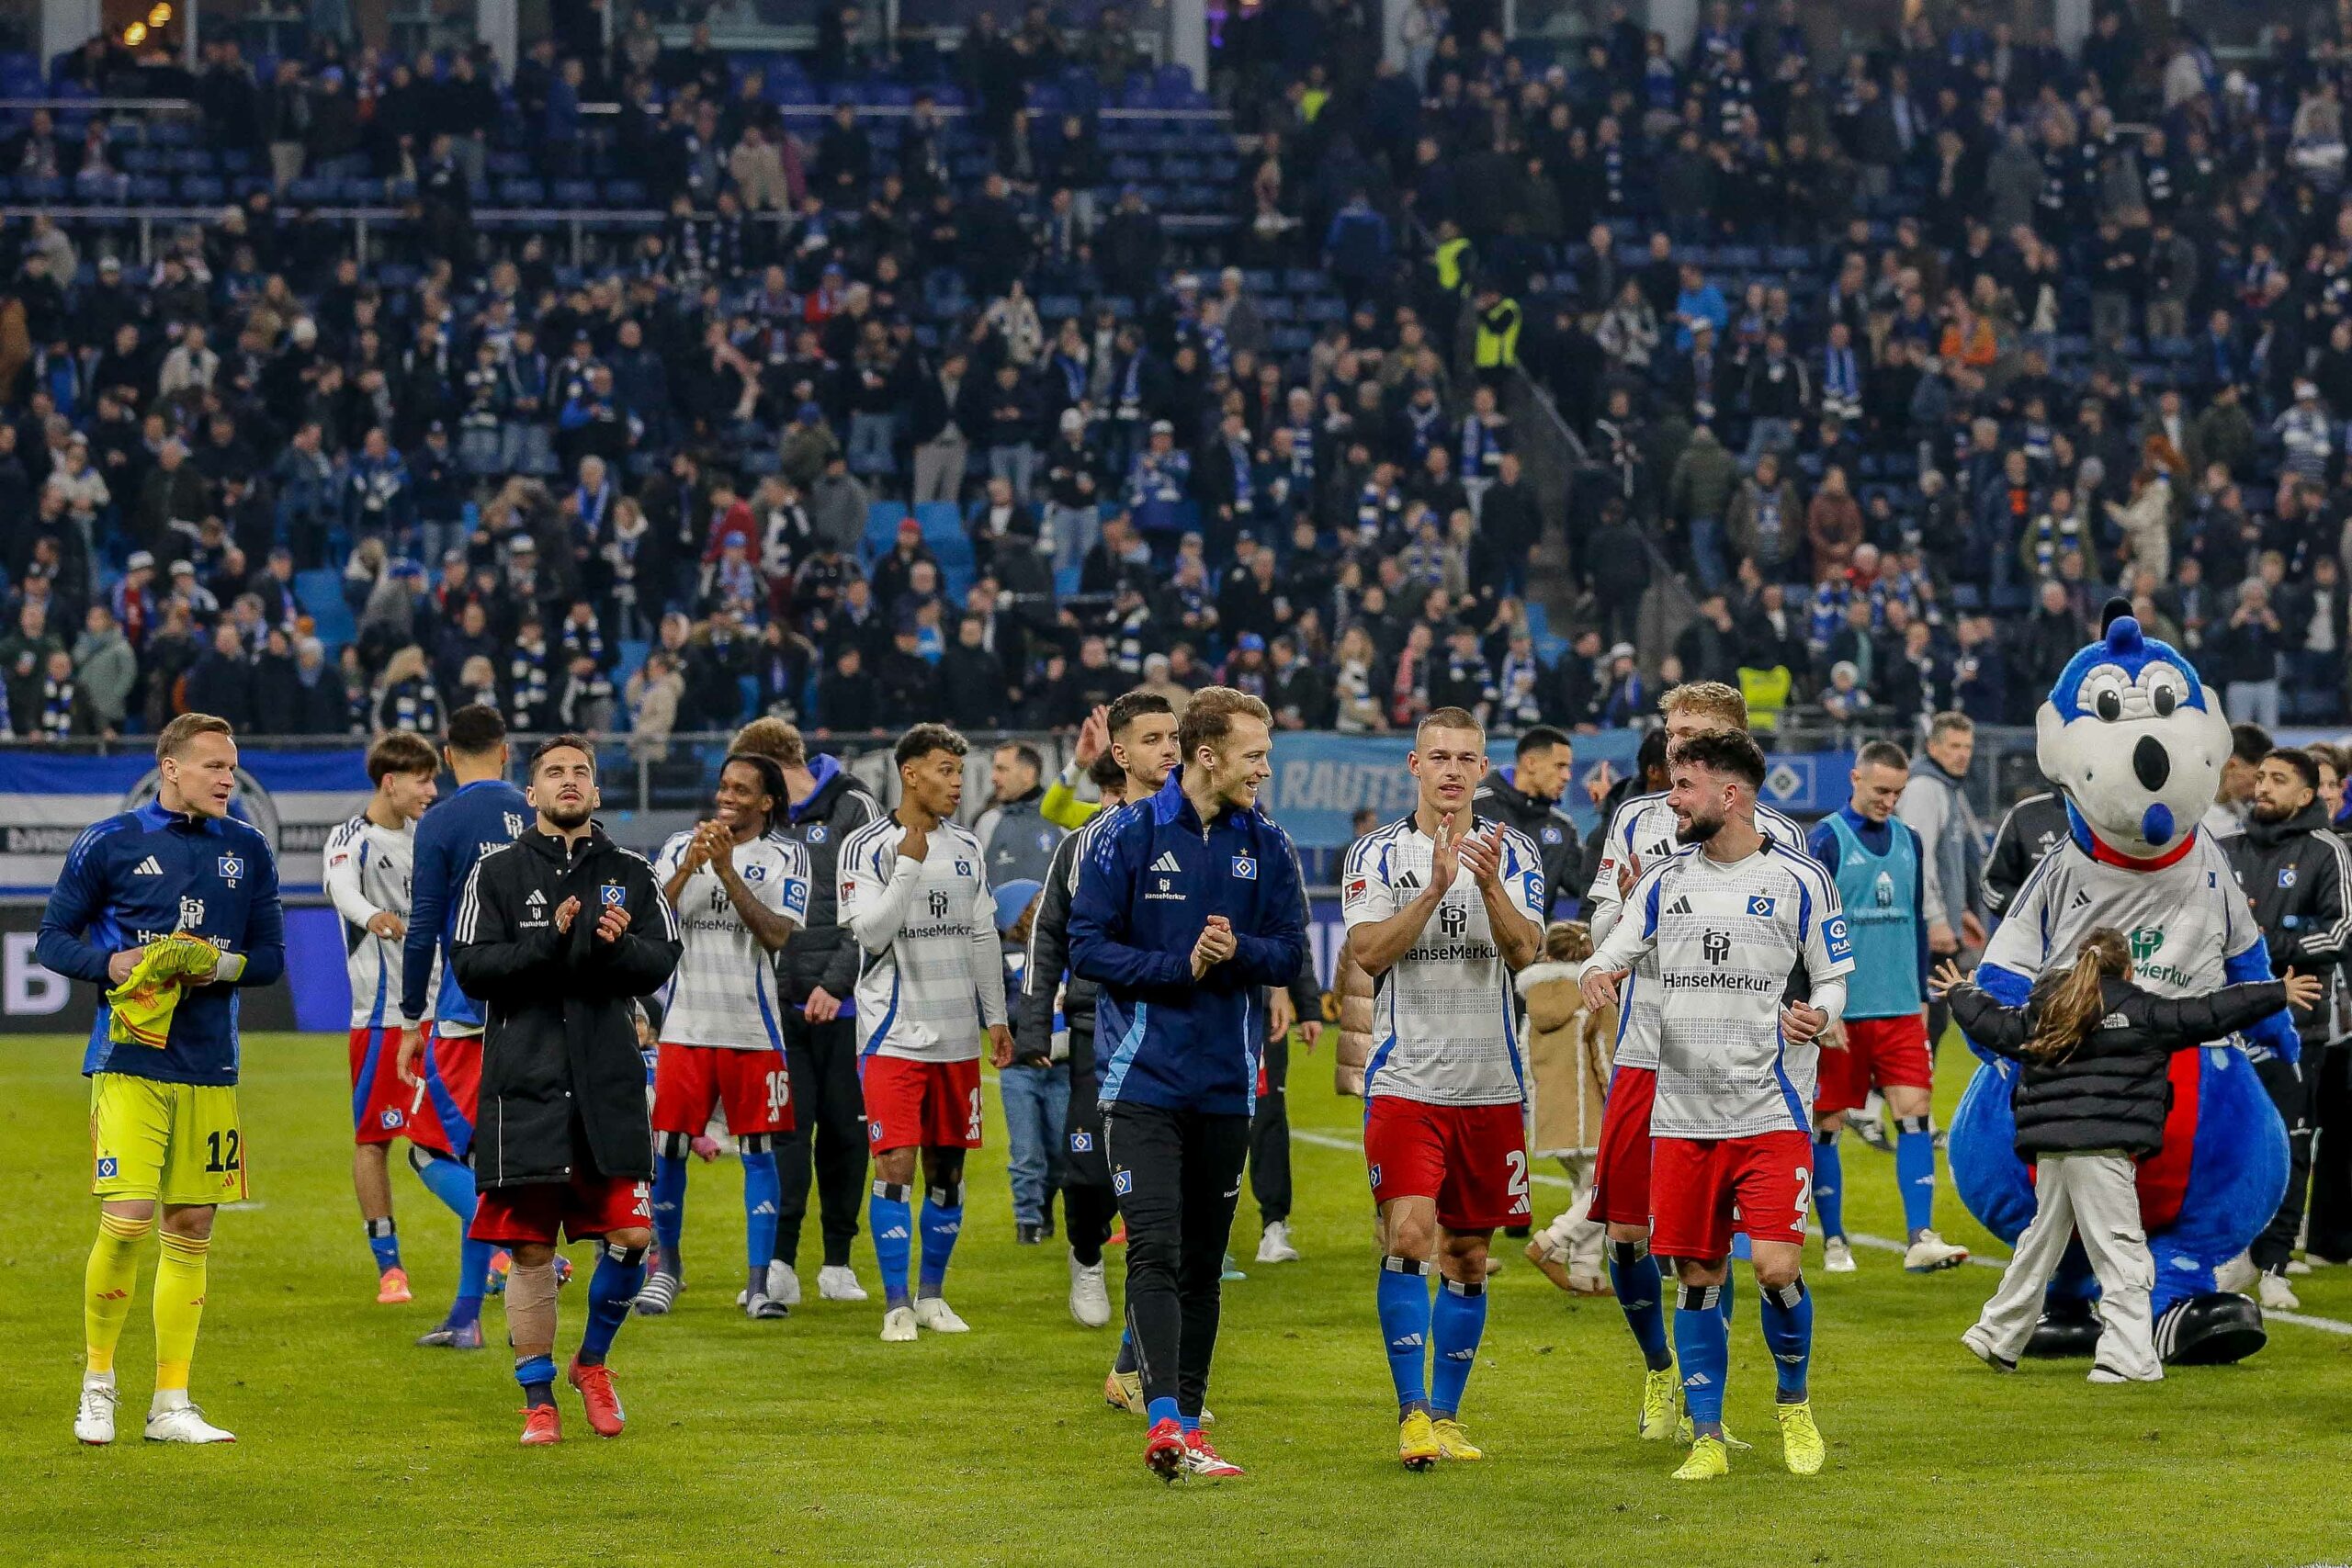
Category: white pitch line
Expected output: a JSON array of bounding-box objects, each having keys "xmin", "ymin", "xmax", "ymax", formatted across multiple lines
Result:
[{"xmin": 1291, "ymin": 1127, "xmax": 2352, "ymax": 1336}]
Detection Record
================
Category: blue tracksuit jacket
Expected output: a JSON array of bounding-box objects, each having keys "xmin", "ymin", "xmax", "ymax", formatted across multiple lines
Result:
[
  {"xmin": 1068, "ymin": 772, "xmax": 1306, "ymax": 1117},
  {"xmin": 401, "ymin": 777, "xmax": 532, "ymax": 1027}
]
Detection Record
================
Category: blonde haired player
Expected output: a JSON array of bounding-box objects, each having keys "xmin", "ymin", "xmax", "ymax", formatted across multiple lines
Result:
[{"xmin": 40, "ymin": 714, "xmax": 285, "ymax": 1445}]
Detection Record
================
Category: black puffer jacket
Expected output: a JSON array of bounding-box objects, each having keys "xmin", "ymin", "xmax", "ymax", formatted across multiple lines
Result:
[
  {"xmin": 767, "ymin": 754, "xmax": 881, "ymax": 1004},
  {"xmin": 452, "ymin": 824, "xmax": 684, "ymax": 1188},
  {"xmin": 1949, "ymin": 974, "xmax": 2289, "ymax": 1157}
]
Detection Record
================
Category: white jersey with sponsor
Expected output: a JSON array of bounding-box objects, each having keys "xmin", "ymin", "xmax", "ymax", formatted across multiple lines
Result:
[
  {"xmin": 1340, "ymin": 815, "xmax": 1548, "ymax": 1107},
  {"xmin": 1586, "ymin": 789, "xmax": 1810, "ymax": 1069},
  {"xmin": 839, "ymin": 816, "xmax": 1009, "ymax": 1063},
  {"xmin": 1588, "ymin": 840, "xmax": 1854, "ymax": 1138},
  {"xmin": 652, "ymin": 829, "xmax": 811, "ymax": 1050},
  {"xmin": 1981, "ymin": 831, "xmax": 2259, "ymax": 1010},
  {"xmin": 324, "ymin": 812, "xmax": 432, "ymax": 1029}
]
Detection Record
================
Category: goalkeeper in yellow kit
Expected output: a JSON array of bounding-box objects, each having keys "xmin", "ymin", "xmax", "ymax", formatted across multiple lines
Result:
[{"xmin": 36, "ymin": 714, "xmax": 285, "ymax": 1445}]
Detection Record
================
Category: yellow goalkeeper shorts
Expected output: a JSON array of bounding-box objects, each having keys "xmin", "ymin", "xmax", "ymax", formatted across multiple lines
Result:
[{"xmin": 89, "ymin": 1073, "xmax": 247, "ymax": 1207}]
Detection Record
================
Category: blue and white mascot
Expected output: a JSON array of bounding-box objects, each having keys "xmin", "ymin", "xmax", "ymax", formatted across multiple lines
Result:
[{"xmin": 1949, "ymin": 601, "xmax": 2294, "ymax": 1364}]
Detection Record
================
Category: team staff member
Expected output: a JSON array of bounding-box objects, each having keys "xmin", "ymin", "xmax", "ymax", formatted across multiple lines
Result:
[
  {"xmin": 451, "ymin": 735, "xmax": 682, "ymax": 1446},
  {"xmin": 2224, "ymin": 746, "xmax": 2352, "ymax": 1310},
  {"xmin": 43, "ymin": 713, "xmax": 286, "ymax": 1447},
  {"xmin": 1070, "ymin": 687, "xmax": 1307, "ymax": 1482},
  {"xmin": 732, "ymin": 717, "xmax": 882, "ymax": 1309},
  {"xmin": 1980, "ymin": 787, "xmax": 2069, "ymax": 929},
  {"xmin": 1474, "ymin": 725, "xmax": 1584, "ymax": 917},
  {"xmin": 397, "ymin": 702, "xmax": 531, "ymax": 1350}
]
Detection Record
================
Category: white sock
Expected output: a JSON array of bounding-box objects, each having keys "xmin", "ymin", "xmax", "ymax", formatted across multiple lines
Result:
[
  {"xmin": 150, "ymin": 1388, "xmax": 190, "ymax": 1414},
  {"xmin": 84, "ymin": 1368, "xmax": 115, "ymax": 1389}
]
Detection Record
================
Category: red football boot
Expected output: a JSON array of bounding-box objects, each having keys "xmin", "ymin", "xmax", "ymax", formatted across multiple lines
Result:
[
  {"xmin": 518, "ymin": 1404, "xmax": 561, "ymax": 1446},
  {"xmin": 1144, "ymin": 1417, "xmax": 1185, "ymax": 1481},
  {"xmin": 567, "ymin": 1359, "xmax": 626, "ymax": 1438}
]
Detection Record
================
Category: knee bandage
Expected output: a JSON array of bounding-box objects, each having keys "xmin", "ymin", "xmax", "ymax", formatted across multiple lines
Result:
[{"xmin": 505, "ymin": 1259, "xmax": 560, "ymax": 1352}]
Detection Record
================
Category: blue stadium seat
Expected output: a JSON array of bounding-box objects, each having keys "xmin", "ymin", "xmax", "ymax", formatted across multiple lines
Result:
[{"xmin": 862, "ymin": 501, "xmax": 910, "ymax": 567}]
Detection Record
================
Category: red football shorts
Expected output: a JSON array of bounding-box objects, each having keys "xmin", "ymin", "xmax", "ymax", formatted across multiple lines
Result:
[
  {"xmin": 470, "ymin": 1169, "xmax": 653, "ymax": 1246},
  {"xmin": 402, "ymin": 1025, "xmax": 483, "ymax": 1160},
  {"xmin": 1590, "ymin": 1064, "xmax": 1657, "ymax": 1226},
  {"xmin": 349, "ymin": 1024, "xmax": 412, "ymax": 1145},
  {"xmin": 1363, "ymin": 1096, "xmax": 1531, "ymax": 1232},
  {"xmin": 861, "ymin": 1055, "xmax": 983, "ymax": 1152},
  {"xmin": 651, "ymin": 1043, "xmax": 795, "ymax": 1137},
  {"xmin": 1649, "ymin": 1131, "xmax": 1814, "ymax": 1259},
  {"xmin": 1815, "ymin": 1012, "xmax": 1933, "ymax": 1114}
]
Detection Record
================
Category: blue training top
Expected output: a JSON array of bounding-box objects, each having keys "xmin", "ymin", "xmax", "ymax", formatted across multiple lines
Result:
[
  {"xmin": 401, "ymin": 777, "xmax": 531, "ymax": 1027},
  {"xmin": 1808, "ymin": 805, "xmax": 1928, "ymax": 1020}
]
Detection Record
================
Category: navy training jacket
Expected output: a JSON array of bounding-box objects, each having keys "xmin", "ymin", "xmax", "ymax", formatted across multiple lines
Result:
[{"xmin": 1068, "ymin": 772, "xmax": 1306, "ymax": 1117}]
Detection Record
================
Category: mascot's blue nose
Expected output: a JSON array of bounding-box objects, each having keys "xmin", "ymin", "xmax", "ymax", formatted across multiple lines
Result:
[
  {"xmin": 2133, "ymin": 735, "xmax": 2170, "ymax": 791},
  {"xmin": 2142, "ymin": 802, "xmax": 2175, "ymax": 846}
]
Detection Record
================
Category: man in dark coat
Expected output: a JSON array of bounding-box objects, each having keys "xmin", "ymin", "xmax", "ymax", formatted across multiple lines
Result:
[{"xmin": 449, "ymin": 734, "xmax": 682, "ymax": 1446}]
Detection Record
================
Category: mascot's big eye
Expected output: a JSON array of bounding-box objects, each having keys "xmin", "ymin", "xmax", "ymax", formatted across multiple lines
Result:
[
  {"xmin": 2076, "ymin": 665, "xmax": 2132, "ymax": 722},
  {"xmin": 2095, "ymin": 689, "xmax": 2122, "ymax": 721},
  {"xmin": 2138, "ymin": 663, "xmax": 2189, "ymax": 718}
]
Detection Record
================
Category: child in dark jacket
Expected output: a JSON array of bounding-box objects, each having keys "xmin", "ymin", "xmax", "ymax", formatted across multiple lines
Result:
[{"xmin": 1935, "ymin": 927, "xmax": 2316, "ymax": 1383}]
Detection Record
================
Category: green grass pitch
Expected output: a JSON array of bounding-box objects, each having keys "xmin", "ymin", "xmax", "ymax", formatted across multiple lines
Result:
[{"xmin": 3, "ymin": 1032, "xmax": 2349, "ymax": 1567}]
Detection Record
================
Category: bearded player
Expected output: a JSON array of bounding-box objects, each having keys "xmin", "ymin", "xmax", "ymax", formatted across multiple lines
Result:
[
  {"xmin": 1583, "ymin": 682, "xmax": 1809, "ymax": 1442},
  {"xmin": 1581, "ymin": 729, "xmax": 1849, "ymax": 1480},
  {"xmin": 1342, "ymin": 707, "xmax": 1544, "ymax": 1469},
  {"xmin": 635, "ymin": 752, "xmax": 812, "ymax": 1321}
]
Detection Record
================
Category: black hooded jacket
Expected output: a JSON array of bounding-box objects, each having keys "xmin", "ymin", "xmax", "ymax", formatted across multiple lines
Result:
[
  {"xmin": 2226, "ymin": 798, "xmax": 2351, "ymax": 1046},
  {"xmin": 1949, "ymin": 974, "xmax": 2289, "ymax": 1157},
  {"xmin": 452, "ymin": 823, "xmax": 682, "ymax": 1188},
  {"xmin": 1473, "ymin": 766, "xmax": 1583, "ymax": 918}
]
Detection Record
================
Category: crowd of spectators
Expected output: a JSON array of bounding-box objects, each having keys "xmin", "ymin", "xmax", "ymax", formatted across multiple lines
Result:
[{"xmin": 4, "ymin": 1, "xmax": 2351, "ymax": 750}]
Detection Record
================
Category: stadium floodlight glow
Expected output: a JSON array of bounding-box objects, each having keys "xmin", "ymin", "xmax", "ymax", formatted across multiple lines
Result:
[{"xmin": 123, "ymin": 21, "xmax": 148, "ymax": 45}]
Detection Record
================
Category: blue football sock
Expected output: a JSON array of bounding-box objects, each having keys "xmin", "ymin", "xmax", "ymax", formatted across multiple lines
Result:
[
  {"xmin": 1179, "ymin": 1412, "xmax": 1202, "ymax": 1435},
  {"xmin": 576, "ymin": 1243, "xmax": 646, "ymax": 1367},
  {"xmin": 1608, "ymin": 1239, "xmax": 1673, "ymax": 1372},
  {"xmin": 366, "ymin": 1217, "xmax": 401, "ymax": 1275},
  {"xmin": 411, "ymin": 1149, "xmax": 476, "ymax": 1222},
  {"xmin": 870, "ymin": 1182, "xmax": 913, "ymax": 1308},
  {"xmin": 514, "ymin": 1351, "xmax": 556, "ymax": 1407},
  {"xmin": 1760, "ymin": 1277, "xmax": 1814, "ymax": 1402},
  {"xmin": 1430, "ymin": 1276, "xmax": 1487, "ymax": 1420},
  {"xmin": 1813, "ymin": 1132, "xmax": 1845, "ymax": 1239},
  {"xmin": 918, "ymin": 1185, "xmax": 963, "ymax": 1298},
  {"xmin": 1147, "ymin": 1395, "xmax": 1180, "ymax": 1427},
  {"xmin": 741, "ymin": 1149, "xmax": 781, "ymax": 1277},
  {"xmin": 1674, "ymin": 1282, "xmax": 1730, "ymax": 1434},
  {"xmin": 1114, "ymin": 1325, "xmax": 1138, "ymax": 1375},
  {"xmin": 449, "ymin": 1237, "xmax": 494, "ymax": 1328},
  {"xmin": 1719, "ymin": 1269, "xmax": 1737, "ymax": 1329},
  {"xmin": 650, "ymin": 1153, "xmax": 688, "ymax": 1278},
  {"xmin": 1376, "ymin": 1256, "xmax": 1433, "ymax": 1416},
  {"xmin": 1895, "ymin": 1116, "xmax": 1937, "ymax": 1236}
]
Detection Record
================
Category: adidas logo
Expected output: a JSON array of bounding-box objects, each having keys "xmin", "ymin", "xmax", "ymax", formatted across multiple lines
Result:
[
  {"xmin": 526, "ymin": 889, "xmax": 547, "ymax": 908},
  {"xmin": 1442, "ymin": 1348, "xmax": 1475, "ymax": 1361},
  {"xmin": 1682, "ymin": 1372, "xmax": 1713, "ymax": 1388},
  {"xmin": 2072, "ymin": 889, "xmax": 2093, "ymax": 908},
  {"xmin": 878, "ymin": 1225, "xmax": 910, "ymax": 1240},
  {"xmin": 1388, "ymin": 1333, "xmax": 1424, "ymax": 1351},
  {"xmin": 752, "ymin": 1201, "xmax": 777, "ymax": 1215},
  {"xmin": 132, "ymin": 856, "xmax": 163, "ymax": 876},
  {"xmin": 1667, "ymin": 896, "xmax": 1692, "ymax": 915},
  {"xmin": 1774, "ymin": 1351, "xmax": 1806, "ymax": 1364},
  {"xmin": 1397, "ymin": 871, "xmax": 1421, "ymax": 890},
  {"xmin": 1150, "ymin": 852, "xmax": 1182, "ymax": 874}
]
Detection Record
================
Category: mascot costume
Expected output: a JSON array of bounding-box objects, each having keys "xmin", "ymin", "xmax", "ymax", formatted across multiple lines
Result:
[{"xmin": 1949, "ymin": 601, "xmax": 2295, "ymax": 1365}]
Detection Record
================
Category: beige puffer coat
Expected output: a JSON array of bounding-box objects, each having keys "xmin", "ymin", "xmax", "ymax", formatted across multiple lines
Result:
[
  {"xmin": 1519, "ymin": 959, "xmax": 1612, "ymax": 1158},
  {"xmin": 1333, "ymin": 935, "xmax": 1374, "ymax": 1097}
]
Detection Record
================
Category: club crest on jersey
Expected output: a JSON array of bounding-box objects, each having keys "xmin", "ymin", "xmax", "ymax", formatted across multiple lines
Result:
[
  {"xmin": 1231, "ymin": 855, "xmax": 1257, "ymax": 880},
  {"xmin": 954, "ymin": 860, "xmax": 971, "ymax": 877},
  {"xmin": 1113, "ymin": 1169, "xmax": 1133, "ymax": 1195},
  {"xmin": 2280, "ymin": 866, "xmax": 2299, "ymax": 888},
  {"xmin": 1747, "ymin": 895, "xmax": 1777, "ymax": 918},
  {"xmin": 600, "ymin": 884, "xmax": 627, "ymax": 907},
  {"xmin": 1541, "ymin": 826, "xmax": 1562, "ymax": 844},
  {"xmin": 807, "ymin": 825, "xmax": 829, "ymax": 844},
  {"xmin": 1070, "ymin": 1130, "xmax": 1093, "ymax": 1153},
  {"xmin": 379, "ymin": 1109, "xmax": 402, "ymax": 1130},
  {"xmin": 218, "ymin": 854, "xmax": 243, "ymax": 886},
  {"xmin": 96, "ymin": 1156, "xmax": 118, "ymax": 1179}
]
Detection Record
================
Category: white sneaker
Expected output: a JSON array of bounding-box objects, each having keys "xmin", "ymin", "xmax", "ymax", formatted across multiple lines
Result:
[
  {"xmin": 74, "ymin": 1376, "xmax": 118, "ymax": 1445},
  {"xmin": 1823, "ymin": 1236, "xmax": 1857, "ymax": 1273},
  {"xmin": 913, "ymin": 1296, "xmax": 970, "ymax": 1333},
  {"xmin": 880, "ymin": 1304, "xmax": 919, "ymax": 1342},
  {"xmin": 1256, "ymin": 1220, "xmax": 1300, "ymax": 1264},
  {"xmin": 2258, "ymin": 1271, "xmax": 2301, "ymax": 1312},
  {"xmin": 2284, "ymin": 1258, "xmax": 2312, "ymax": 1276},
  {"xmin": 817, "ymin": 1264, "xmax": 869, "ymax": 1302},
  {"xmin": 143, "ymin": 1398, "xmax": 235, "ymax": 1444},
  {"xmin": 764, "ymin": 1260, "xmax": 804, "ymax": 1306},
  {"xmin": 745, "ymin": 1291, "xmax": 790, "ymax": 1320},
  {"xmin": 1903, "ymin": 1231, "xmax": 1971, "ymax": 1273},
  {"xmin": 1069, "ymin": 1252, "xmax": 1112, "ymax": 1328},
  {"xmin": 2214, "ymin": 1251, "xmax": 2258, "ymax": 1295}
]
